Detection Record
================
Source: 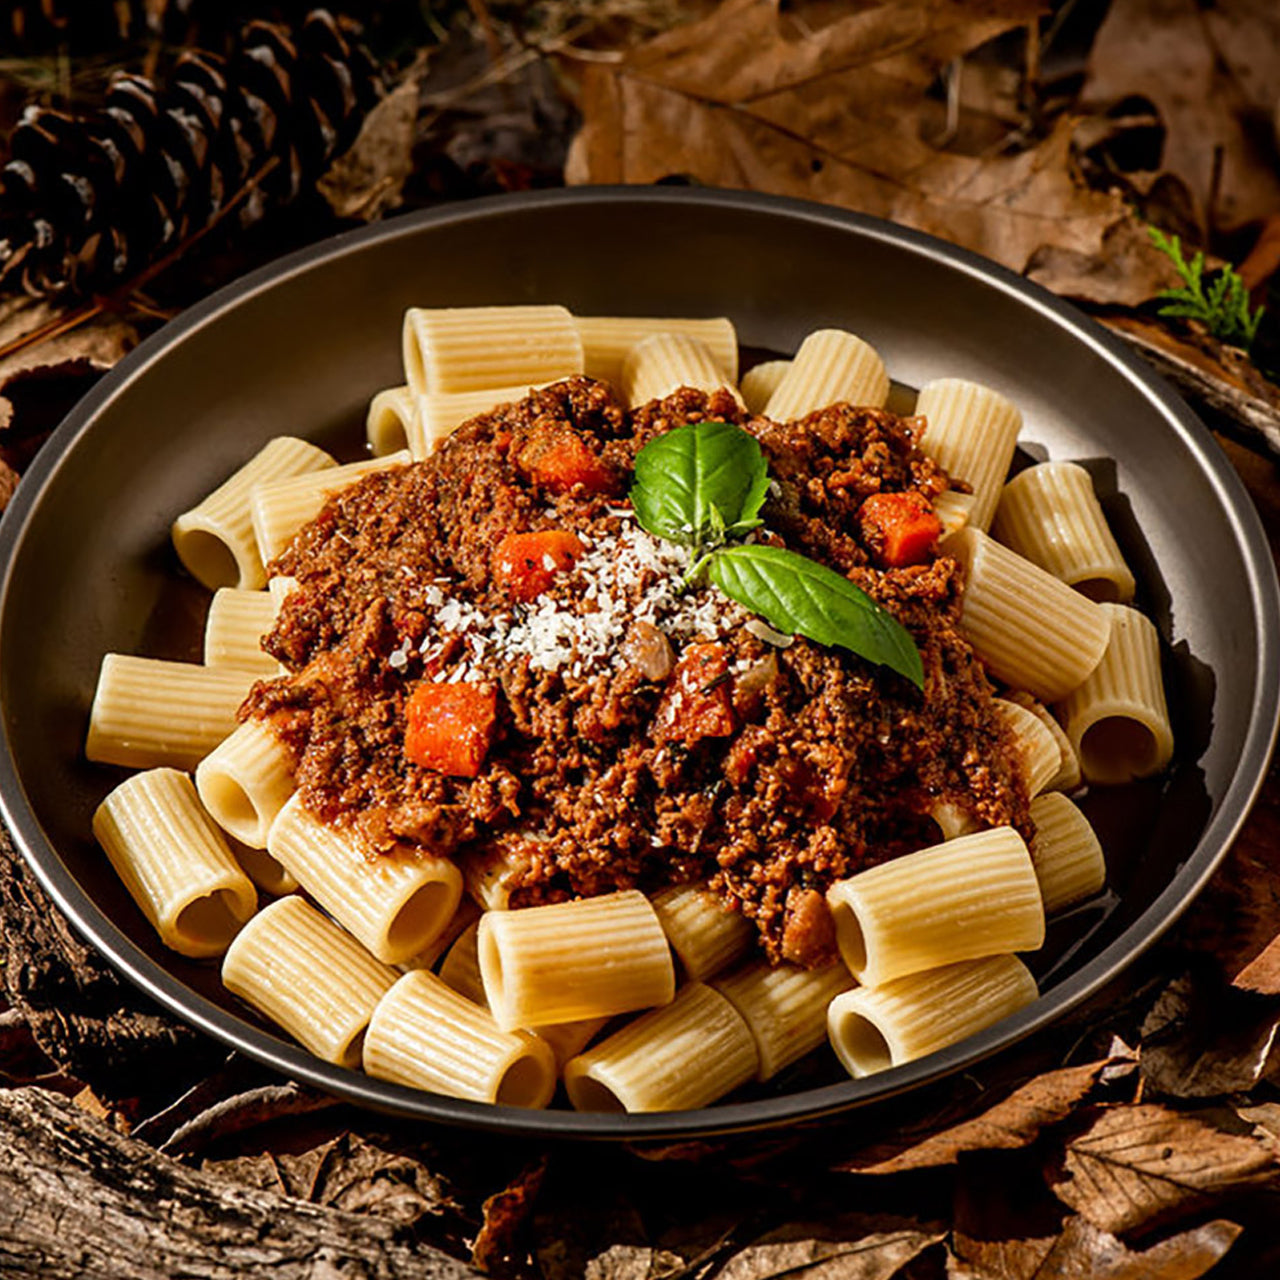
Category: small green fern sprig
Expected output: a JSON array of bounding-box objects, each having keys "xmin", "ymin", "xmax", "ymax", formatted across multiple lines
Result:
[{"xmin": 1148, "ymin": 226, "xmax": 1264, "ymax": 350}]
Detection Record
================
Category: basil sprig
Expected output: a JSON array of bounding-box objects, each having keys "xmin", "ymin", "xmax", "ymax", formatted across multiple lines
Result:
[
  {"xmin": 629, "ymin": 421, "xmax": 925, "ymax": 689},
  {"xmin": 631, "ymin": 419, "xmax": 770, "ymax": 553}
]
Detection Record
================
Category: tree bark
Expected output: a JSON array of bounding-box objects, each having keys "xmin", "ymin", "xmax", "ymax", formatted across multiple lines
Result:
[{"xmin": 0, "ymin": 1086, "xmax": 479, "ymax": 1279}]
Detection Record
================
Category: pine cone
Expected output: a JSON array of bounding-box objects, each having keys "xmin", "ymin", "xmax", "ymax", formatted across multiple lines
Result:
[{"xmin": 0, "ymin": 9, "xmax": 382, "ymax": 298}]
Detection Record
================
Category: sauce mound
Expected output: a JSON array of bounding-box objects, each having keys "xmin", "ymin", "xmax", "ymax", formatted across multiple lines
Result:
[{"xmin": 243, "ymin": 376, "xmax": 1030, "ymax": 967}]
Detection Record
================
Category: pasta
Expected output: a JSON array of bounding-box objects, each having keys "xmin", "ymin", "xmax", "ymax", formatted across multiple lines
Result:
[
  {"xmin": 402, "ymin": 304, "xmax": 583, "ymax": 395},
  {"xmin": 827, "ymin": 955, "xmax": 1038, "ymax": 1078},
  {"xmin": 268, "ymin": 793, "xmax": 463, "ymax": 966},
  {"xmin": 171, "ymin": 436, "xmax": 336, "ymax": 590},
  {"xmin": 363, "ymin": 969, "xmax": 557, "ymax": 1108},
  {"xmin": 195, "ymin": 717, "xmax": 295, "ymax": 848},
  {"xmin": 1058, "ymin": 603, "xmax": 1174, "ymax": 784},
  {"xmin": 222, "ymin": 895, "xmax": 396, "ymax": 1068},
  {"xmin": 203, "ymin": 588, "xmax": 283, "ymax": 674},
  {"xmin": 93, "ymin": 768, "xmax": 256, "ymax": 957},
  {"xmin": 763, "ymin": 328, "xmax": 888, "ymax": 420},
  {"xmin": 86, "ymin": 655, "xmax": 257, "ymax": 772},
  {"xmin": 84, "ymin": 304, "xmax": 1182, "ymax": 1114},
  {"xmin": 993, "ymin": 461, "xmax": 1135, "ymax": 603},
  {"xmin": 946, "ymin": 527, "xmax": 1111, "ymax": 702},
  {"xmin": 914, "ymin": 379, "xmax": 1021, "ymax": 533},
  {"xmin": 477, "ymin": 890, "xmax": 675, "ymax": 1031},
  {"xmin": 825, "ymin": 827, "xmax": 1045, "ymax": 987},
  {"xmin": 564, "ymin": 982, "xmax": 757, "ymax": 1112}
]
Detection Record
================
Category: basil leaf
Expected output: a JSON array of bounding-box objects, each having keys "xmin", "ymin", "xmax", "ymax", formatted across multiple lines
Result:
[
  {"xmin": 708, "ymin": 544, "xmax": 925, "ymax": 689},
  {"xmin": 631, "ymin": 421, "xmax": 769, "ymax": 547}
]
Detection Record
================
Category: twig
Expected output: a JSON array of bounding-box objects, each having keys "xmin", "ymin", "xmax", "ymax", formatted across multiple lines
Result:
[{"xmin": 0, "ymin": 154, "xmax": 280, "ymax": 366}]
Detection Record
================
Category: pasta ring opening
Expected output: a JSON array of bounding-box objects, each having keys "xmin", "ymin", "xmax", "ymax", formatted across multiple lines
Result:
[
  {"xmin": 172, "ymin": 525, "xmax": 245, "ymax": 592},
  {"xmin": 1073, "ymin": 576, "xmax": 1125, "ymax": 604},
  {"xmin": 477, "ymin": 922, "xmax": 505, "ymax": 1009},
  {"xmin": 173, "ymin": 888, "xmax": 252, "ymax": 953},
  {"xmin": 564, "ymin": 1070, "xmax": 627, "ymax": 1113},
  {"xmin": 495, "ymin": 1049, "xmax": 556, "ymax": 1109},
  {"xmin": 828, "ymin": 899, "xmax": 867, "ymax": 977},
  {"xmin": 386, "ymin": 880, "xmax": 461, "ymax": 961},
  {"xmin": 1079, "ymin": 717, "xmax": 1161, "ymax": 784},
  {"xmin": 829, "ymin": 1008, "xmax": 894, "ymax": 1079},
  {"xmin": 402, "ymin": 318, "xmax": 427, "ymax": 394},
  {"xmin": 230, "ymin": 843, "xmax": 295, "ymax": 897},
  {"xmin": 199, "ymin": 771, "xmax": 263, "ymax": 846}
]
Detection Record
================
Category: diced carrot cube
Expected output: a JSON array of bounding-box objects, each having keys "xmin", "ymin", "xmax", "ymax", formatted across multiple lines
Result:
[
  {"xmin": 654, "ymin": 642, "xmax": 736, "ymax": 745},
  {"xmin": 519, "ymin": 430, "xmax": 615, "ymax": 495},
  {"xmin": 858, "ymin": 491, "xmax": 942, "ymax": 568},
  {"xmin": 493, "ymin": 529, "xmax": 584, "ymax": 601},
  {"xmin": 404, "ymin": 681, "xmax": 498, "ymax": 777}
]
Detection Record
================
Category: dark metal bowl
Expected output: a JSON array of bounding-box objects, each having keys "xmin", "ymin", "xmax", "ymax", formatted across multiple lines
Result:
[{"xmin": 1, "ymin": 188, "xmax": 1276, "ymax": 1138}]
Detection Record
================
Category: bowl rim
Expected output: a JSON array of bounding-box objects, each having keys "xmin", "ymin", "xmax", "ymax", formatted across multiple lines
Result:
[{"xmin": 2, "ymin": 185, "xmax": 1277, "ymax": 1139}]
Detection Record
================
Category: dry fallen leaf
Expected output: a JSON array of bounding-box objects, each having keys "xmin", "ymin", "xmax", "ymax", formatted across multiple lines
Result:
[
  {"xmin": 1046, "ymin": 1103, "xmax": 1280, "ymax": 1235},
  {"xmin": 950, "ymin": 1149, "xmax": 1064, "ymax": 1280},
  {"xmin": 1082, "ymin": 0, "xmax": 1280, "ymax": 233},
  {"xmin": 567, "ymin": 0, "xmax": 1176, "ymax": 305},
  {"xmin": 842, "ymin": 1059, "xmax": 1119, "ymax": 1175},
  {"xmin": 714, "ymin": 1214, "xmax": 944, "ymax": 1280},
  {"xmin": 957, "ymin": 1215, "xmax": 1244, "ymax": 1280},
  {"xmin": 0, "ymin": 457, "xmax": 17, "ymax": 512},
  {"xmin": 1140, "ymin": 973, "xmax": 1280, "ymax": 1099},
  {"xmin": 319, "ymin": 62, "xmax": 422, "ymax": 222},
  {"xmin": 473, "ymin": 1157, "xmax": 547, "ymax": 1273}
]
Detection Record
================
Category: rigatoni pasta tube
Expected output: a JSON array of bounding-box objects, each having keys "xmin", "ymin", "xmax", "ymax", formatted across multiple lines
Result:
[
  {"xmin": 222, "ymin": 895, "xmax": 396, "ymax": 1068},
  {"xmin": 462, "ymin": 835, "xmax": 546, "ymax": 911},
  {"xmin": 85, "ymin": 655, "xmax": 257, "ymax": 772},
  {"xmin": 620, "ymin": 333, "xmax": 737, "ymax": 407},
  {"xmin": 914, "ymin": 379, "xmax": 1020, "ymax": 532},
  {"xmin": 1004, "ymin": 690, "xmax": 1080, "ymax": 792},
  {"xmin": 439, "ymin": 921, "xmax": 607, "ymax": 1068},
  {"xmin": 93, "ymin": 768, "xmax": 257, "ymax": 958},
  {"xmin": 203, "ymin": 588, "xmax": 281, "ymax": 674},
  {"xmin": 268, "ymin": 793, "xmax": 463, "ymax": 965},
  {"xmin": 366, "ymin": 385, "xmax": 416, "ymax": 456},
  {"xmin": 196, "ymin": 718, "xmax": 295, "ymax": 849},
  {"xmin": 577, "ymin": 315, "xmax": 738, "ymax": 387},
  {"xmin": 1028, "ymin": 792, "xmax": 1106, "ymax": 913},
  {"xmin": 363, "ymin": 970, "xmax": 556, "ymax": 1108},
  {"xmin": 992, "ymin": 697, "xmax": 1061, "ymax": 797},
  {"xmin": 739, "ymin": 359, "xmax": 791, "ymax": 415},
  {"xmin": 478, "ymin": 889, "xmax": 675, "ymax": 1031},
  {"xmin": 413, "ymin": 384, "xmax": 543, "ymax": 459},
  {"xmin": 713, "ymin": 960, "xmax": 854, "ymax": 1081},
  {"xmin": 948, "ymin": 527, "xmax": 1110, "ymax": 702},
  {"xmin": 827, "ymin": 955, "xmax": 1038, "ymax": 1078},
  {"xmin": 172, "ymin": 436, "xmax": 336, "ymax": 590},
  {"xmin": 1058, "ymin": 603, "xmax": 1174, "ymax": 784},
  {"xmin": 826, "ymin": 827, "xmax": 1044, "ymax": 987},
  {"xmin": 992, "ymin": 461, "xmax": 1135, "ymax": 603},
  {"xmin": 402, "ymin": 304, "xmax": 582, "ymax": 395},
  {"xmin": 932, "ymin": 489, "xmax": 974, "ymax": 542},
  {"xmin": 651, "ymin": 881, "xmax": 755, "ymax": 981},
  {"xmin": 250, "ymin": 451, "xmax": 412, "ymax": 565},
  {"xmin": 564, "ymin": 982, "xmax": 757, "ymax": 1113},
  {"xmin": 763, "ymin": 329, "xmax": 889, "ymax": 420},
  {"xmin": 399, "ymin": 897, "xmax": 481, "ymax": 973}
]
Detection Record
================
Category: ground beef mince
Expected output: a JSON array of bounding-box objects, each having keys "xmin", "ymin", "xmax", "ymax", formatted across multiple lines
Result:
[{"xmin": 243, "ymin": 375, "xmax": 1031, "ymax": 968}]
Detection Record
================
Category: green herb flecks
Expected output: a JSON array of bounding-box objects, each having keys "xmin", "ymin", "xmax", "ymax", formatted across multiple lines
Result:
[
  {"xmin": 1149, "ymin": 226, "xmax": 1264, "ymax": 350},
  {"xmin": 628, "ymin": 420, "xmax": 925, "ymax": 689}
]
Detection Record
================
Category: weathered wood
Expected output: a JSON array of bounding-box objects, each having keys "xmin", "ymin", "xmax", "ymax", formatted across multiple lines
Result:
[
  {"xmin": 0, "ymin": 822, "xmax": 206, "ymax": 1093},
  {"xmin": 0, "ymin": 1086, "xmax": 479, "ymax": 1279}
]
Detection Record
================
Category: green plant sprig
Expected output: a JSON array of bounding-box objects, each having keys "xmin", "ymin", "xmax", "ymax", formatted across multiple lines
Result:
[
  {"xmin": 1149, "ymin": 226, "xmax": 1264, "ymax": 350},
  {"xmin": 629, "ymin": 420, "xmax": 925, "ymax": 690}
]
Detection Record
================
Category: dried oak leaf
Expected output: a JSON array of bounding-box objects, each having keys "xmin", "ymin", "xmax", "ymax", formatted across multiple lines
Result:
[
  {"xmin": 566, "ymin": 0, "xmax": 1175, "ymax": 305},
  {"xmin": 841, "ymin": 1058, "xmax": 1119, "ymax": 1175},
  {"xmin": 714, "ymin": 1213, "xmax": 944, "ymax": 1280},
  {"xmin": 473, "ymin": 1157, "xmax": 546, "ymax": 1273},
  {"xmin": 1045, "ymin": 1103, "xmax": 1280, "ymax": 1235},
  {"xmin": 319, "ymin": 60, "xmax": 421, "ymax": 222},
  {"xmin": 951, "ymin": 1149, "xmax": 1064, "ymax": 1280},
  {"xmin": 1139, "ymin": 972, "xmax": 1280, "ymax": 1099},
  {"xmin": 950, "ymin": 1215, "xmax": 1241, "ymax": 1280},
  {"xmin": 1082, "ymin": 0, "xmax": 1280, "ymax": 233},
  {"xmin": 0, "ymin": 456, "xmax": 17, "ymax": 511}
]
